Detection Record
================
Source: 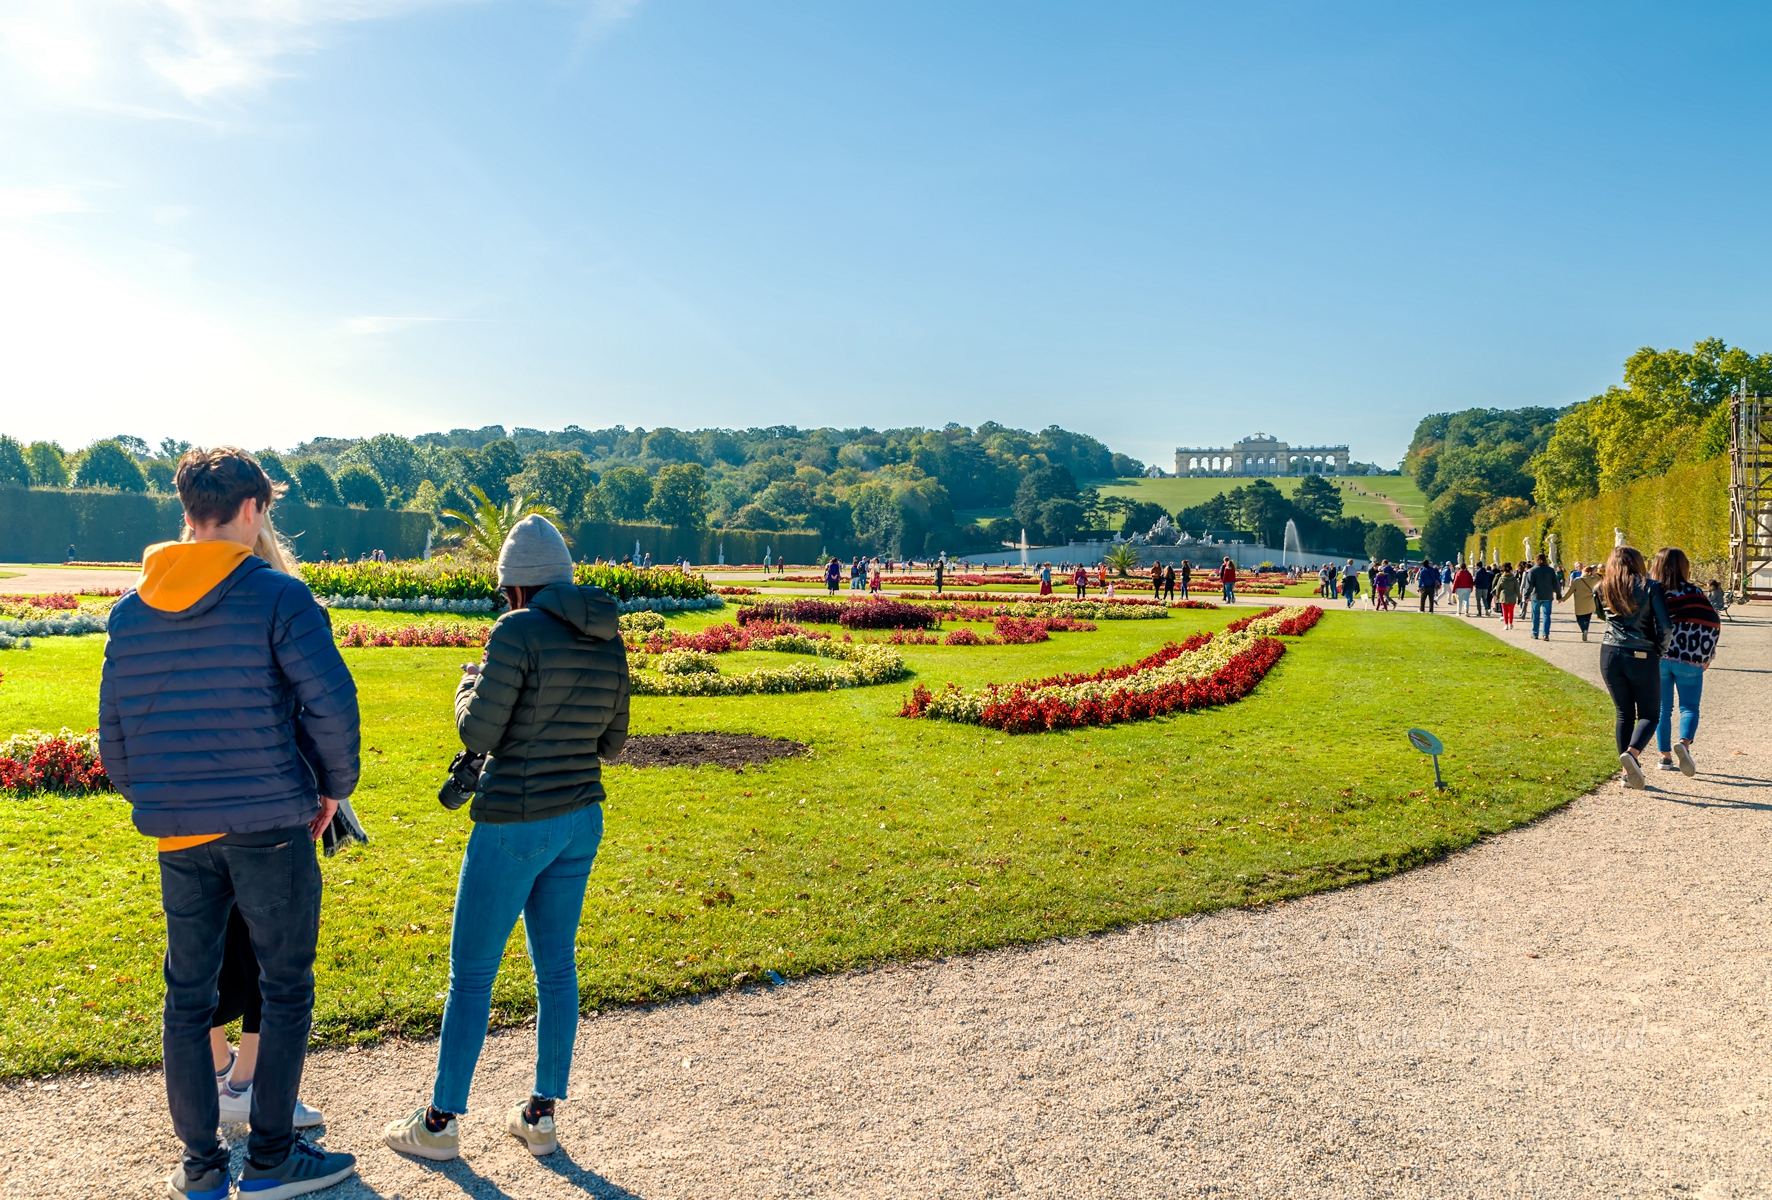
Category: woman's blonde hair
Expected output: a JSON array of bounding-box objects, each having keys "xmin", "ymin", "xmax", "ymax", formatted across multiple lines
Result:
[
  {"xmin": 178, "ymin": 512, "xmax": 299, "ymax": 575},
  {"xmin": 1599, "ymin": 546, "xmax": 1647, "ymax": 616}
]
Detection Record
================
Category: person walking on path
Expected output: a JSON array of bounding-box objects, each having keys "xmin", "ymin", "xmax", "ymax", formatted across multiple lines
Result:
[
  {"xmin": 1416, "ymin": 561, "xmax": 1440, "ymax": 611},
  {"xmin": 1593, "ymin": 545, "xmax": 1672, "ymax": 790},
  {"xmin": 1150, "ymin": 562, "xmax": 1164, "ymax": 599},
  {"xmin": 1453, "ymin": 564, "xmax": 1475, "ymax": 615},
  {"xmin": 1527, "ymin": 553, "xmax": 1563, "ymax": 640},
  {"xmin": 383, "ymin": 514, "xmax": 630, "ymax": 1163},
  {"xmin": 1649, "ymin": 547, "xmax": 1720, "ymax": 777},
  {"xmin": 1039, "ymin": 563, "xmax": 1052, "ymax": 596},
  {"xmin": 1220, "ymin": 558, "xmax": 1236, "ymax": 604},
  {"xmin": 1180, "ymin": 560, "xmax": 1192, "ymax": 600},
  {"xmin": 1074, "ymin": 565, "xmax": 1088, "ymax": 599},
  {"xmin": 1339, "ymin": 568, "xmax": 1361, "ymax": 608},
  {"xmin": 1394, "ymin": 565, "xmax": 1408, "ymax": 602},
  {"xmin": 1473, "ymin": 562, "xmax": 1493, "ymax": 616},
  {"xmin": 1373, "ymin": 562, "xmax": 1392, "ymax": 610},
  {"xmin": 1493, "ymin": 562, "xmax": 1520, "ymax": 629},
  {"xmin": 100, "ymin": 447, "xmax": 361, "ymax": 1200},
  {"xmin": 825, "ymin": 556, "xmax": 842, "ymax": 595},
  {"xmin": 1569, "ymin": 563, "xmax": 1599, "ymax": 641},
  {"xmin": 1163, "ymin": 563, "xmax": 1176, "ymax": 602}
]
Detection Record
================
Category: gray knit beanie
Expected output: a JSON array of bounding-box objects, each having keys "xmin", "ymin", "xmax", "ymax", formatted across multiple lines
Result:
[{"xmin": 497, "ymin": 514, "xmax": 574, "ymax": 587}]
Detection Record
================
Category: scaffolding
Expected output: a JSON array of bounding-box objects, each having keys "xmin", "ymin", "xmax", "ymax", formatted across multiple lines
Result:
[{"xmin": 1728, "ymin": 381, "xmax": 1772, "ymax": 601}]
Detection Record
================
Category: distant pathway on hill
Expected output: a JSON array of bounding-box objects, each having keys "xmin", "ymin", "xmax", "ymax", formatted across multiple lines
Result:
[{"xmin": 4, "ymin": 607, "xmax": 1769, "ymax": 1199}]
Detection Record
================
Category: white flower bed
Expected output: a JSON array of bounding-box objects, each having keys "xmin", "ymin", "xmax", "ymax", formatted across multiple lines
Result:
[
  {"xmin": 318, "ymin": 595, "xmax": 497, "ymax": 613},
  {"xmin": 633, "ymin": 640, "xmax": 908, "ymax": 696},
  {"xmin": 656, "ymin": 648, "xmax": 720, "ymax": 675},
  {"xmin": 960, "ymin": 599, "xmax": 1168, "ymax": 621},
  {"xmin": 616, "ymin": 595, "xmax": 725, "ymax": 614},
  {"xmin": 0, "ymin": 612, "xmax": 108, "ymax": 638}
]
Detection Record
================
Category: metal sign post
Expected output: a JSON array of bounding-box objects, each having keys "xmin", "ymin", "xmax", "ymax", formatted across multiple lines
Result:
[{"xmin": 1407, "ymin": 728, "xmax": 1448, "ymax": 789}]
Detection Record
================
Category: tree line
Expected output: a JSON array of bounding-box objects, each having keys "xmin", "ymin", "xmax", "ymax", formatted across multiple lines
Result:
[{"xmin": 1404, "ymin": 338, "xmax": 1772, "ymax": 561}]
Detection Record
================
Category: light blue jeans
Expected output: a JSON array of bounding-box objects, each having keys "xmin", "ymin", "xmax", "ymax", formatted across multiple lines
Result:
[
  {"xmin": 1656, "ymin": 659, "xmax": 1705, "ymax": 752},
  {"xmin": 1222, "ymin": 580, "xmax": 1235, "ymax": 603},
  {"xmin": 432, "ymin": 804, "xmax": 603, "ymax": 1113},
  {"xmin": 1531, "ymin": 600, "xmax": 1553, "ymax": 637}
]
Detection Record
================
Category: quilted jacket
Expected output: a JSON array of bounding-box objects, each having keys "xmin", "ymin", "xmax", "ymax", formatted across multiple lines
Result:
[
  {"xmin": 455, "ymin": 582, "xmax": 630, "ymax": 824},
  {"xmin": 100, "ymin": 548, "xmax": 360, "ymax": 838}
]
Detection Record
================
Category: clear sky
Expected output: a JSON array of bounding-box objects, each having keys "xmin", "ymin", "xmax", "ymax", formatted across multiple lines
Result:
[{"xmin": 2, "ymin": 2, "xmax": 1769, "ymax": 468}]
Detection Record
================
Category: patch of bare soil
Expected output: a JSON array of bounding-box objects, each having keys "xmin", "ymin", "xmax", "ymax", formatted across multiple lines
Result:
[{"xmin": 605, "ymin": 732, "xmax": 805, "ymax": 770}]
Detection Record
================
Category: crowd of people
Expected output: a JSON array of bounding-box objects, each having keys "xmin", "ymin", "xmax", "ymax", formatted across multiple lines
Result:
[{"xmin": 103, "ymin": 448, "xmax": 630, "ymax": 1199}]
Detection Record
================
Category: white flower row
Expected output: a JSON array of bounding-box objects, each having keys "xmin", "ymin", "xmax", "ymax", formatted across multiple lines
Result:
[
  {"xmin": 0, "ymin": 727, "xmax": 99, "ymax": 759},
  {"xmin": 917, "ymin": 609, "xmax": 1294, "ymax": 724},
  {"xmin": 616, "ymin": 595, "xmax": 725, "ymax": 614},
  {"xmin": 318, "ymin": 594, "xmax": 498, "ymax": 613},
  {"xmin": 633, "ymin": 642, "xmax": 908, "ymax": 696},
  {"xmin": 0, "ymin": 612, "xmax": 109, "ymax": 638},
  {"xmin": 965, "ymin": 600, "xmax": 1168, "ymax": 621}
]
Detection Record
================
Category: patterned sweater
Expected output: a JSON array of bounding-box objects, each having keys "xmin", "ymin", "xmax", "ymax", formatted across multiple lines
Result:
[{"xmin": 1663, "ymin": 583, "xmax": 1720, "ymax": 665}]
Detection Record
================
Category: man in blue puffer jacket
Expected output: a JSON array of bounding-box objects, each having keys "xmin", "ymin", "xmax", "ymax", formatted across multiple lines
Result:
[{"xmin": 100, "ymin": 447, "xmax": 360, "ymax": 1200}]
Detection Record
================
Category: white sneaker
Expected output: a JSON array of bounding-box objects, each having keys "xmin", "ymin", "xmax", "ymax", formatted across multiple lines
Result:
[
  {"xmin": 384, "ymin": 1107, "xmax": 461, "ymax": 1162},
  {"xmin": 1674, "ymin": 742, "xmax": 1697, "ymax": 776},
  {"xmin": 1655, "ymin": 759, "xmax": 1680, "ymax": 772},
  {"xmin": 217, "ymin": 1083, "xmax": 325, "ymax": 1128},
  {"xmin": 506, "ymin": 1100, "xmax": 559, "ymax": 1157},
  {"xmin": 1619, "ymin": 752, "xmax": 1646, "ymax": 790}
]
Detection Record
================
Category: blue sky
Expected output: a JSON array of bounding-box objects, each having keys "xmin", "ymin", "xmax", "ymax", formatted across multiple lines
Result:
[{"xmin": 2, "ymin": 2, "xmax": 1768, "ymax": 468}]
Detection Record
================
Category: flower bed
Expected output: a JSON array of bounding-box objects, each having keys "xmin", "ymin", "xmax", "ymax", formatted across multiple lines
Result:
[
  {"xmin": 1167, "ymin": 599, "xmax": 1219, "ymax": 610},
  {"xmin": 714, "ymin": 586, "xmax": 759, "ymax": 595},
  {"xmin": 336, "ymin": 623, "xmax": 491, "ymax": 648},
  {"xmin": 736, "ymin": 599, "xmax": 849, "ymax": 626},
  {"xmin": 626, "ymin": 620, "xmax": 822, "ymax": 656},
  {"xmin": 836, "ymin": 600, "xmax": 939, "ymax": 630},
  {"xmin": 900, "ymin": 605, "xmax": 1324, "ymax": 734},
  {"xmin": 0, "ymin": 611, "xmax": 108, "ymax": 641},
  {"xmin": 946, "ymin": 598, "xmax": 1168, "ymax": 622},
  {"xmin": 0, "ymin": 728, "xmax": 112, "ymax": 795},
  {"xmin": 631, "ymin": 640, "xmax": 909, "ymax": 696},
  {"xmin": 299, "ymin": 560, "xmax": 713, "ymax": 604}
]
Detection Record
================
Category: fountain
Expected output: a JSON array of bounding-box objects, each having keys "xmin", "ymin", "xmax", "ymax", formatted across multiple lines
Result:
[
  {"xmin": 1282, "ymin": 519, "xmax": 1302, "ymax": 566},
  {"xmin": 1020, "ymin": 528, "xmax": 1029, "ymax": 568}
]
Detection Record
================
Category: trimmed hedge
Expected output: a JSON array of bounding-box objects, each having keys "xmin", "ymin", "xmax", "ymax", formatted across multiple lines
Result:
[
  {"xmin": 570, "ymin": 522, "xmax": 823, "ymax": 566},
  {"xmin": 297, "ymin": 559, "xmax": 714, "ymax": 602},
  {"xmin": 0, "ymin": 488, "xmax": 432, "ymax": 564},
  {"xmin": 1468, "ymin": 457, "xmax": 1729, "ymax": 576}
]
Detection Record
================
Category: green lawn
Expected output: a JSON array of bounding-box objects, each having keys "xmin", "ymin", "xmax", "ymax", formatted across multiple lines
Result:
[
  {"xmin": 1097, "ymin": 476, "xmax": 1417, "ymax": 532},
  {"xmin": 0, "ymin": 605, "xmax": 1615, "ymax": 1076}
]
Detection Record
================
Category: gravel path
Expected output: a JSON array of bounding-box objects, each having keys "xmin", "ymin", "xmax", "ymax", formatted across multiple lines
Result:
[
  {"xmin": 0, "ymin": 565, "xmax": 142, "ymax": 594},
  {"xmin": 5, "ymin": 605, "xmax": 1768, "ymax": 1199}
]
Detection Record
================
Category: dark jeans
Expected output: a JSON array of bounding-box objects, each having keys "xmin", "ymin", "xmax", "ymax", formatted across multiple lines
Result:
[
  {"xmin": 160, "ymin": 829, "xmax": 321, "ymax": 1174},
  {"xmin": 1475, "ymin": 588, "xmax": 1490, "ymax": 615},
  {"xmin": 1419, "ymin": 585, "xmax": 1437, "ymax": 612},
  {"xmin": 1600, "ymin": 645, "xmax": 1661, "ymax": 755}
]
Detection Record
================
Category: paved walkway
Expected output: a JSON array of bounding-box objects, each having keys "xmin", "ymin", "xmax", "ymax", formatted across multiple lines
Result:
[
  {"xmin": 4, "ymin": 606, "xmax": 1768, "ymax": 1198},
  {"xmin": 0, "ymin": 564, "xmax": 141, "ymax": 594}
]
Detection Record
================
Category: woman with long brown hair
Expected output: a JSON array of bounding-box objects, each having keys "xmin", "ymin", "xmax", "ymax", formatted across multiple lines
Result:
[
  {"xmin": 1648, "ymin": 547, "xmax": 1720, "ymax": 775},
  {"xmin": 1592, "ymin": 546, "xmax": 1672, "ymax": 789}
]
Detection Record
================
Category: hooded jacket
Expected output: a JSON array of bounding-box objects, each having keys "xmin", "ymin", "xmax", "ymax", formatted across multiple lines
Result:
[
  {"xmin": 455, "ymin": 582, "xmax": 630, "ymax": 824},
  {"xmin": 99, "ymin": 541, "xmax": 360, "ymax": 840}
]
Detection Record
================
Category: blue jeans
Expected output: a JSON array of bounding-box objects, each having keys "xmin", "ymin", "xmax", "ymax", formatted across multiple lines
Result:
[
  {"xmin": 1657, "ymin": 659, "xmax": 1705, "ymax": 752},
  {"xmin": 1531, "ymin": 600, "xmax": 1552, "ymax": 637},
  {"xmin": 1222, "ymin": 581, "xmax": 1235, "ymax": 603},
  {"xmin": 159, "ymin": 829, "xmax": 321, "ymax": 1174},
  {"xmin": 432, "ymin": 804, "xmax": 603, "ymax": 1113}
]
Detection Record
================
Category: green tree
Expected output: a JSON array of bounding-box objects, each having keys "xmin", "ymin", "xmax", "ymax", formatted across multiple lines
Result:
[
  {"xmin": 599, "ymin": 466, "xmax": 654, "ymax": 522},
  {"xmin": 1473, "ymin": 495, "xmax": 1529, "ymax": 531},
  {"xmin": 1118, "ymin": 500, "xmax": 1168, "ymax": 537},
  {"xmin": 728, "ymin": 503, "xmax": 788, "ymax": 530},
  {"xmin": 343, "ymin": 434, "xmax": 418, "ymax": 499},
  {"xmin": 1036, "ymin": 497, "xmax": 1085, "ymax": 545},
  {"xmin": 334, "ymin": 464, "xmax": 387, "ymax": 508},
  {"xmin": 1103, "ymin": 542, "xmax": 1142, "ymax": 576},
  {"xmin": 0, "ymin": 437, "xmax": 30, "ymax": 487},
  {"xmin": 159, "ymin": 438, "xmax": 192, "ymax": 460},
  {"xmin": 1012, "ymin": 464, "xmax": 1078, "ymax": 532},
  {"xmin": 1226, "ymin": 479, "xmax": 1292, "ymax": 547},
  {"xmin": 25, "ymin": 442, "xmax": 68, "ymax": 487},
  {"xmin": 848, "ymin": 482, "xmax": 902, "ymax": 556},
  {"xmin": 1292, "ymin": 475, "xmax": 1344, "ymax": 522},
  {"xmin": 409, "ymin": 480, "xmax": 441, "ymax": 514},
  {"xmin": 75, "ymin": 441, "xmax": 147, "ymax": 491},
  {"xmin": 293, "ymin": 459, "xmax": 339, "ymax": 506},
  {"xmin": 642, "ymin": 427, "xmax": 698, "ymax": 463},
  {"xmin": 509, "ymin": 450, "xmax": 595, "ymax": 521},
  {"xmin": 647, "ymin": 462, "xmax": 710, "ymax": 529},
  {"xmin": 1364, "ymin": 523, "xmax": 1407, "ymax": 562},
  {"xmin": 441, "ymin": 487, "xmax": 566, "ymax": 559},
  {"xmin": 143, "ymin": 461, "xmax": 176, "ymax": 492},
  {"xmin": 1420, "ymin": 492, "xmax": 1482, "ymax": 562},
  {"xmin": 465, "ymin": 439, "xmax": 523, "ymax": 505}
]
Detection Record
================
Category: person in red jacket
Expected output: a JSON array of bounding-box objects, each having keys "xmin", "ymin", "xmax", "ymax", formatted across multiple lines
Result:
[
  {"xmin": 1073, "ymin": 565, "xmax": 1088, "ymax": 599},
  {"xmin": 1453, "ymin": 564, "xmax": 1476, "ymax": 615},
  {"xmin": 1220, "ymin": 557, "xmax": 1237, "ymax": 604}
]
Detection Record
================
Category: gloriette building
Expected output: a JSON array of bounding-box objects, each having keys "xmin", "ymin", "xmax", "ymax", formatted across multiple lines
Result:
[{"xmin": 1174, "ymin": 433, "xmax": 1349, "ymax": 476}]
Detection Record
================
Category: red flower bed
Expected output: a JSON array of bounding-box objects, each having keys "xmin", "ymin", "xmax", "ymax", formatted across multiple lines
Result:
[
  {"xmin": 836, "ymin": 600, "xmax": 939, "ymax": 630},
  {"xmin": 992, "ymin": 616, "xmax": 1050, "ymax": 644},
  {"xmin": 633, "ymin": 621, "xmax": 823, "ymax": 654},
  {"xmin": 943, "ymin": 629, "xmax": 985, "ymax": 646},
  {"xmin": 337, "ymin": 623, "xmax": 491, "ymax": 648},
  {"xmin": 1276, "ymin": 606, "xmax": 1323, "ymax": 635},
  {"xmin": 714, "ymin": 586, "xmax": 759, "ymax": 595},
  {"xmin": 1167, "ymin": 599, "xmax": 1218, "ymax": 610},
  {"xmin": 974, "ymin": 638, "xmax": 1287, "ymax": 734},
  {"xmin": 1224, "ymin": 605, "xmax": 1286, "ymax": 634},
  {"xmin": 0, "ymin": 736, "xmax": 112, "ymax": 795},
  {"xmin": 0, "ymin": 593, "xmax": 79, "ymax": 610},
  {"xmin": 1039, "ymin": 616, "xmax": 1098, "ymax": 631},
  {"xmin": 737, "ymin": 599, "xmax": 848, "ymax": 626}
]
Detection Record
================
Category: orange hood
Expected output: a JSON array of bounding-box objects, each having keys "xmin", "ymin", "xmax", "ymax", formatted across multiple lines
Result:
[{"xmin": 136, "ymin": 540, "xmax": 254, "ymax": 612}]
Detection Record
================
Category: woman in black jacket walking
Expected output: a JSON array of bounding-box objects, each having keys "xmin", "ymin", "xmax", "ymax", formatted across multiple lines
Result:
[
  {"xmin": 1592, "ymin": 545, "xmax": 1672, "ymax": 790},
  {"xmin": 385, "ymin": 515, "xmax": 629, "ymax": 1162}
]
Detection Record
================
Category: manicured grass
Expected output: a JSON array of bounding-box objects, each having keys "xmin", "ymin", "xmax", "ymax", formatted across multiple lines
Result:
[
  {"xmin": 1097, "ymin": 476, "xmax": 1415, "ymax": 532},
  {"xmin": 0, "ymin": 606, "xmax": 1615, "ymax": 1076}
]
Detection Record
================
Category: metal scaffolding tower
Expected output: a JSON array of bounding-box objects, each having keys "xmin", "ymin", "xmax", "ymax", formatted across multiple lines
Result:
[{"xmin": 1729, "ymin": 380, "xmax": 1772, "ymax": 601}]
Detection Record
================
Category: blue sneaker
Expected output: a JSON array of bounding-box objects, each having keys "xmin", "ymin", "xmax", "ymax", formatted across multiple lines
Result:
[
  {"xmin": 237, "ymin": 1141, "xmax": 356, "ymax": 1199},
  {"xmin": 168, "ymin": 1165, "xmax": 230, "ymax": 1200}
]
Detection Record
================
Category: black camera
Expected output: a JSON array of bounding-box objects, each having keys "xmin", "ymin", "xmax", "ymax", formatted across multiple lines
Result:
[{"xmin": 439, "ymin": 750, "xmax": 487, "ymax": 811}]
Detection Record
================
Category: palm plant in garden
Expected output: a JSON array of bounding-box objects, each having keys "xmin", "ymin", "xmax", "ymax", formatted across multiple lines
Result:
[
  {"xmin": 1103, "ymin": 542, "xmax": 1142, "ymax": 576},
  {"xmin": 440, "ymin": 486, "xmax": 566, "ymax": 559}
]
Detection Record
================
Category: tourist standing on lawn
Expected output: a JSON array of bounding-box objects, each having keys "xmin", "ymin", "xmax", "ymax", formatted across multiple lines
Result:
[
  {"xmin": 1494, "ymin": 562, "xmax": 1520, "ymax": 628},
  {"xmin": 101, "ymin": 448, "xmax": 360, "ymax": 1200},
  {"xmin": 384, "ymin": 515, "xmax": 629, "ymax": 1163},
  {"xmin": 1220, "ymin": 557, "xmax": 1236, "ymax": 603},
  {"xmin": 1569, "ymin": 563, "xmax": 1598, "ymax": 641},
  {"xmin": 1594, "ymin": 545, "xmax": 1671, "ymax": 789},
  {"xmin": 1416, "ymin": 560, "xmax": 1440, "ymax": 611},
  {"xmin": 1649, "ymin": 547, "xmax": 1719, "ymax": 777},
  {"xmin": 1527, "ymin": 553, "xmax": 1563, "ymax": 640}
]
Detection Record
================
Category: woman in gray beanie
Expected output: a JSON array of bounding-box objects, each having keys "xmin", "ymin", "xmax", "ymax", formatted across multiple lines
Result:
[{"xmin": 384, "ymin": 514, "xmax": 630, "ymax": 1163}]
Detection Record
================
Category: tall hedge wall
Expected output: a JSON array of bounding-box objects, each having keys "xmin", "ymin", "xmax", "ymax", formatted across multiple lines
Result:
[
  {"xmin": 1466, "ymin": 457, "xmax": 1729, "ymax": 575},
  {"xmin": 0, "ymin": 488, "xmax": 432, "ymax": 564},
  {"xmin": 570, "ymin": 522, "xmax": 824, "ymax": 565}
]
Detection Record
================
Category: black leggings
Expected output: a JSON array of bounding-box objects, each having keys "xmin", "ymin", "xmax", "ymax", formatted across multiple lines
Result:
[
  {"xmin": 1600, "ymin": 645, "xmax": 1661, "ymax": 755},
  {"xmin": 211, "ymin": 906, "xmax": 263, "ymax": 1035}
]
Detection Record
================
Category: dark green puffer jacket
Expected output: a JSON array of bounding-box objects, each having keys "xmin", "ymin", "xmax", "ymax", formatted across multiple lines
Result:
[{"xmin": 455, "ymin": 582, "xmax": 630, "ymax": 824}]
